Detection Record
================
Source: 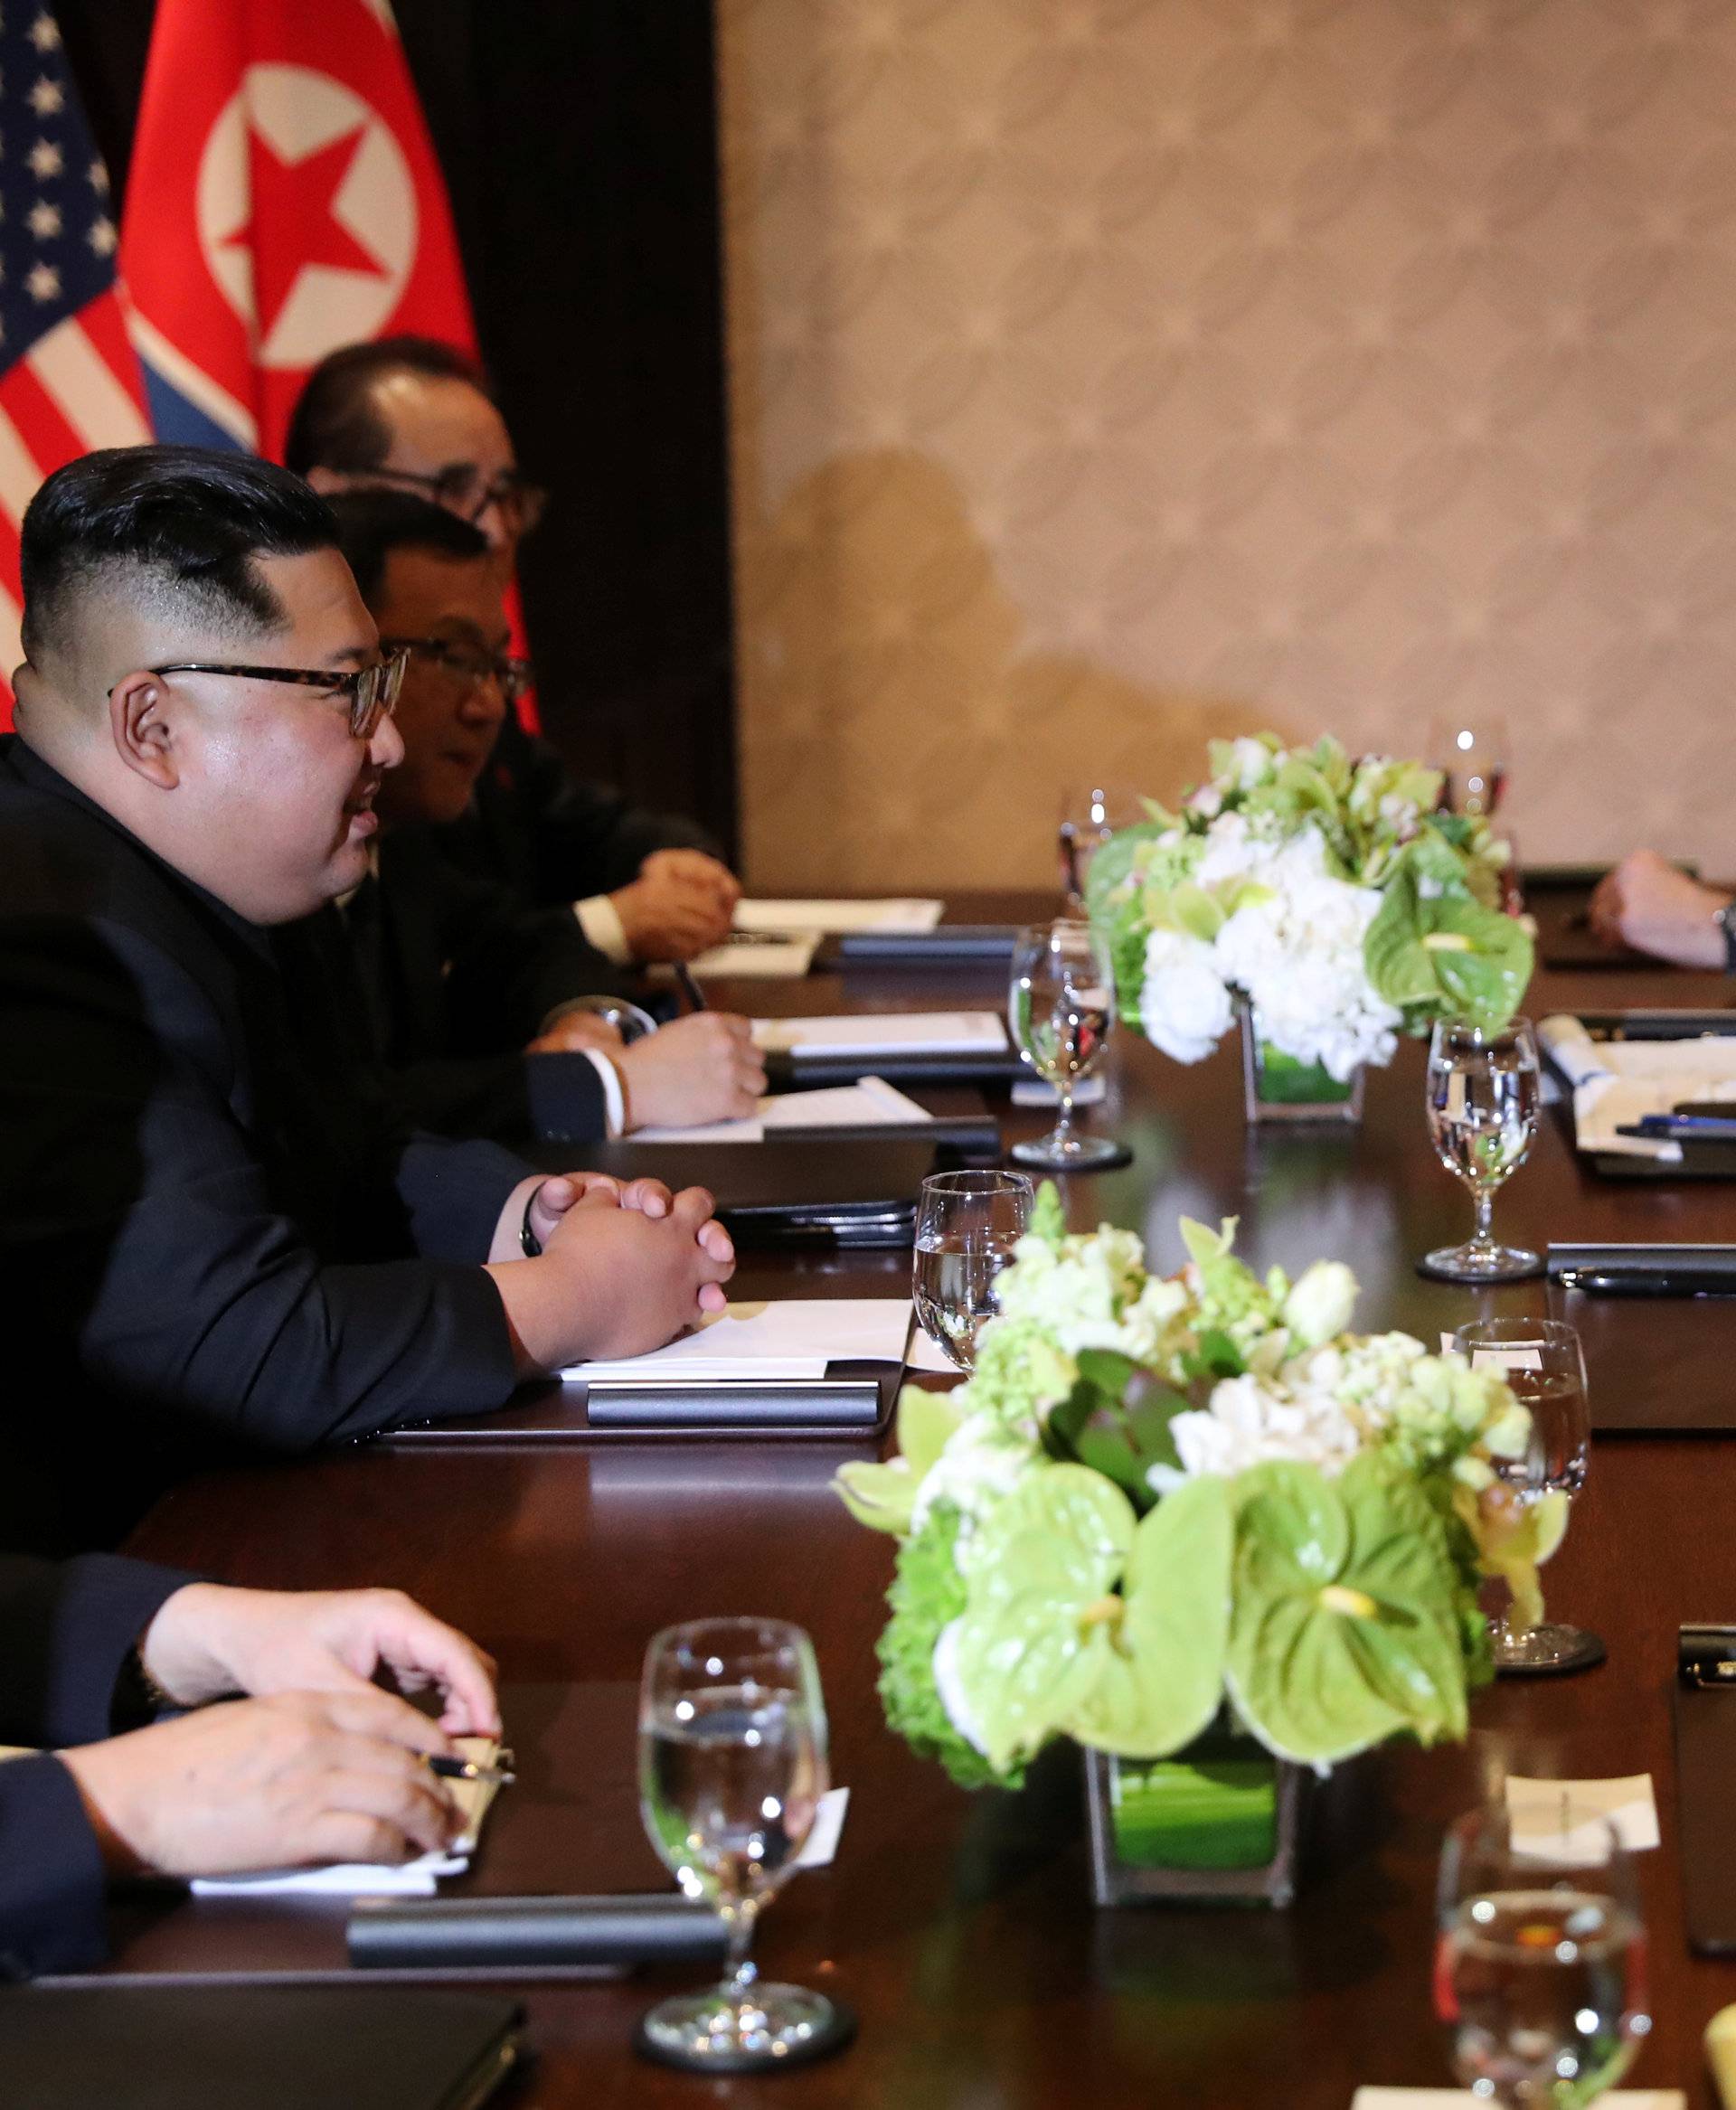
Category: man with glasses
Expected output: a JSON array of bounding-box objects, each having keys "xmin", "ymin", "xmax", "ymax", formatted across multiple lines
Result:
[
  {"xmin": 284, "ymin": 337, "xmax": 741, "ymax": 966},
  {"xmin": 328, "ymin": 488, "xmax": 764, "ymax": 1143},
  {"xmin": 0, "ymin": 445, "xmax": 735, "ymax": 1553}
]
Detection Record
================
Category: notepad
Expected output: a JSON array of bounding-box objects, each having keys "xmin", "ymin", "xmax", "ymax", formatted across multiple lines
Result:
[
  {"xmin": 681, "ymin": 931, "xmax": 818, "ymax": 979},
  {"xmin": 753, "ymin": 1012, "xmax": 1007, "ymax": 1060},
  {"xmin": 1539, "ymin": 1013, "xmax": 1736, "ymax": 1162},
  {"xmin": 562, "ymin": 1297, "xmax": 919, "ymax": 1383},
  {"xmin": 734, "ymin": 898, "xmax": 944, "ymax": 936},
  {"xmin": 634, "ymin": 1076, "xmax": 931, "ymax": 1144},
  {"xmin": 191, "ymin": 1738, "xmax": 505, "ymax": 1898}
]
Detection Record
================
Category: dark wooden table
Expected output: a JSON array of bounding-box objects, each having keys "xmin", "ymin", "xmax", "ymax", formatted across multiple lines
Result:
[{"xmin": 118, "ymin": 905, "xmax": 1736, "ymax": 2107}]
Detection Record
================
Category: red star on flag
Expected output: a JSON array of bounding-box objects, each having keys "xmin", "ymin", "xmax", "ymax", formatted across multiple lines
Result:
[{"xmin": 222, "ymin": 123, "xmax": 387, "ymax": 338}]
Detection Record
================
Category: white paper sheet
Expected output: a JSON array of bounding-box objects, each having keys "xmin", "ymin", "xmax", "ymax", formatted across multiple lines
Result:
[
  {"xmin": 1505, "ymin": 1772, "xmax": 1660, "ymax": 1861},
  {"xmin": 754, "ymin": 1012, "xmax": 1007, "ymax": 1060},
  {"xmin": 734, "ymin": 899, "xmax": 944, "ymax": 935},
  {"xmin": 633, "ymin": 1076, "xmax": 932, "ymax": 1144},
  {"xmin": 680, "ymin": 932, "xmax": 818, "ymax": 980},
  {"xmin": 562, "ymin": 1298, "xmax": 916, "ymax": 1382},
  {"xmin": 792, "ymin": 1786, "xmax": 850, "ymax": 1869}
]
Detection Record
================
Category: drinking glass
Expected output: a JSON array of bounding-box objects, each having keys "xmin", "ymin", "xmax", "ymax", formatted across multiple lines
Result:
[
  {"xmin": 1009, "ymin": 919, "xmax": 1125, "ymax": 1171},
  {"xmin": 637, "ymin": 1618, "xmax": 839, "ymax": 2071},
  {"xmin": 1429, "ymin": 711, "xmax": 1510, "ymax": 818},
  {"xmin": 912, "ymin": 1170, "xmax": 1034, "ymax": 1372},
  {"xmin": 1059, "ymin": 782, "xmax": 1142, "ymax": 909},
  {"xmin": 1436, "ymin": 1804, "xmax": 1649, "ymax": 2106},
  {"xmin": 1452, "ymin": 1316, "xmax": 1602, "ymax": 1675},
  {"xmin": 1421, "ymin": 1016, "xmax": 1542, "ymax": 1282}
]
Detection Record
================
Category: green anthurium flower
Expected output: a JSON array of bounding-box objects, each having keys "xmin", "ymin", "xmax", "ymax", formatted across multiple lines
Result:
[
  {"xmin": 950, "ymin": 1465, "xmax": 1137, "ymax": 1773},
  {"xmin": 1364, "ymin": 843, "xmax": 1533, "ymax": 1033},
  {"xmin": 1225, "ymin": 1455, "xmax": 1468, "ymax": 1766},
  {"xmin": 834, "ymin": 1385, "xmax": 967, "ymax": 1535},
  {"xmin": 1061, "ymin": 1474, "xmax": 1233, "ymax": 1758}
]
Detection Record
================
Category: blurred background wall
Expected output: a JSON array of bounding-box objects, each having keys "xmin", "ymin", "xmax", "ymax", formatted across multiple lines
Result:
[{"xmin": 719, "ymin": 0, "xmax": 1736, "ymax": 890}]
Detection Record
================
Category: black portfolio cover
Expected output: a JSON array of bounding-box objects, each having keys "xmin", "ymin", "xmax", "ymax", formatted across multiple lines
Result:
[{"xmin": 0, "ymin": 1985, "xmax": 522, "ymax": 2110}]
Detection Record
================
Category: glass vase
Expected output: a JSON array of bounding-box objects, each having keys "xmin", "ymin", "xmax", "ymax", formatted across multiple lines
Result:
[
  {"xmin": 1083, "ymin": 1723, "xmax": 1309, "ymax": 1908},
  {"xmin": 1240, "ymin": 1006, "xmax": 1364, "ymax": 1127}
]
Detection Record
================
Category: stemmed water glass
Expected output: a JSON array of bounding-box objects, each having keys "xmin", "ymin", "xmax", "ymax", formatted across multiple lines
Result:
[
  {"xmin": 1452, "ymin": 1316, "xmax": 1603, "ymax": 1676},
  {"xmin": 1436, "ymin": 1804, "xmax": 1649, "ymax": 2106},
  {"xmin": 1420, "ymin": 1016, "xmax": 1542, "ymax": 1282},
  {"xmin": 637, "ymin": 1618, "xmax": 844, "ymax": 2072},
  {"xmin": 1008, "ymin": 919, "xmax": 1126, "ymax": 1171},
  {"xmin": 912, "ymin": 1169, "xmax": 1033, "ymax": 1372},
  {"xmin": 1058, "ymin": 782, "xmax": 1142, "ymax": 909},
  {"xmin": 1429, "ymin": 711, "xmax": 1510, "ymax": 818}
]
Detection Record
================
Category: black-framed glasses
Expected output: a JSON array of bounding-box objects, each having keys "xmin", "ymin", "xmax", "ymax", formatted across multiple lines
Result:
[
  {"xmin": 378, "ymin": 635, "xmax": 534, "ymax": 702},
  {"xmin": 357, "ymin": 464, "xmax": 548, "ymax": 536},
  {"xmin": 129, "ymin": 650, "xmax": 409, "ymax": 740}
]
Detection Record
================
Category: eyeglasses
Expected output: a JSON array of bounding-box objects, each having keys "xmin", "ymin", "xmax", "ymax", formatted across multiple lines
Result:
[
  {"xmin": 357, "ymin": 464, "xmax": 548, "ymax": 537},
  {"xmin": 378, "ymin": 635, "xmax": 534, "ymax": 702},
  {"xmin": 131, "ymin": 651, "xmax": 409, "ymax": 740}
]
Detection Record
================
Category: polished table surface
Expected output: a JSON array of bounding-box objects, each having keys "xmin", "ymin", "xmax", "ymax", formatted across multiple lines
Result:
[{"xmin": 120, "ymin": 898, "xmax": 1736, "ymax": 2107}]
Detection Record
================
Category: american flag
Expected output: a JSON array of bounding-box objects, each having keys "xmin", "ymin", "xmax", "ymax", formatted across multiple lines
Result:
[{"xmin": 0, "ymin": 5, "xmax": 149, "ymax": 692}]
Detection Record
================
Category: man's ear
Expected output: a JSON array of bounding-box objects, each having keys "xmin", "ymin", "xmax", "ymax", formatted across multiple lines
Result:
[{"xmin": 108, "ymin": 670, "xmax": 180, "ymax": 789}]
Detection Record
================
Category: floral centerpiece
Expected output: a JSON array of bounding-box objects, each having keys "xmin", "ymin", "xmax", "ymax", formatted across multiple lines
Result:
[
  {"xmin": 837, "ymin": 1190, "xmax": 1560, "ymax": 1896},
  {"xmin": 1085, "ymin": 733, "xmax": 1532, "ymax": 1110}
]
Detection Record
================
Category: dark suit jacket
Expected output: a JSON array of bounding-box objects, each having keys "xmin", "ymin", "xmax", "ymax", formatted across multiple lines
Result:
[
  {"xmin": 436, "ymin": 711, "xmax": 721, "ymax": 909},
  {"xmin": 0, "ymin": 1553, "xmax": 193, "ymax": 1978},
  {"xmin": 0, "ymin": 738, "xmax": 527, "ymax": 1550},
  {"xmin": 354, "ymin": 827, "xmax": 624, "ymax": 1144}
]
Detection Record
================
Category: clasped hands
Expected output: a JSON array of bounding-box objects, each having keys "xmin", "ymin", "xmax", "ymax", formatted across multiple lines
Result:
[{"xmin": 59, "ymin": 1584, "xmax": 500, "ymax": 1880}]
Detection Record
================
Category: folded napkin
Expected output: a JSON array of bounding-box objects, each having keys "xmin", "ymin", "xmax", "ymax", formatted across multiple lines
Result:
[
  {"xmin": 191, "ymin": 1737, "xmax": 505, "ymax": 1899},
  {"xmin": 1537, "ymin": 1013, "xmax": 1736, "ymax": 1162}
]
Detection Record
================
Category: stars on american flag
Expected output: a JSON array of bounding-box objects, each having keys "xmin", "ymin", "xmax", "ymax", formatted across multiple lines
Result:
[
  {"xmin": 27, "ymin": 138, "xmax": 60, "ymax": 179},
  {"xmin": 29, "ymin": 78, "xmax": 62, "ymax": 118},
  {"xmin": 28, "ymin": 15, "xmax": 61, "ymax": 54}
]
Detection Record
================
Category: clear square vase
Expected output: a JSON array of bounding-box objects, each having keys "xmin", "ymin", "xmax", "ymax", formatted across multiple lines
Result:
[
  {"xmin": 1240, "ymin": 1006, "xmax": 1364, "ymax": 1127},
  {"xmin": 1083, "ymin": 1725, "xmax": 1309, "ymax": 1908}
]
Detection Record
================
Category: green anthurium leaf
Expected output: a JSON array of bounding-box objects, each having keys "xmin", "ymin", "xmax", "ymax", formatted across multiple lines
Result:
[
  {"xmin": 1076, "ymin": 1348, "xmax": 1137, "ymax": 1399},
  {"xmin": 1225, "ymin": 1456, "xmax": 1469, "ymax": 1766},
  {"xmin": 950, "ymin": 1465, "xmax": 1137, "ymax": 1771},
  {"xmin": 1427, "ymin": 900, "xmax": 1533, "ymax": 1033},
  {"xmin": 1062, "ymin": 1475, "xmax": 1233, "ymax": 1758},
  {"xmin": 1185, "ymin": 1329, "xmax": 1246, "ymax": 1380},
  {"xmin": 1069, "ymin": 1386, "xmax": 1191, "ymax": 1502},
  {"xmin": 834, "ymin": 1385, "xmax": 968, "ymax": 1534}
]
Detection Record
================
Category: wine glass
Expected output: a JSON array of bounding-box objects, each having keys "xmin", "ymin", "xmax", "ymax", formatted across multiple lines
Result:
[
  {"xmin": 1436, "ymin": 1804, "xmax": 1649, "ymax": 2106},
  {"xmin": 1452, "ymin": 1316, "xmax": 1603, "ymax": 1675},
  {"xmin": 637, "ymin": 1618, "xmax": 842, "ymax": 2072},
  {"xmin": 912, "ymin": 1170, "xmax": 1034, "ymax": 1372},
  {"xmin": 1429, "ymin": 711, "xmax": 1510, "ymax": 818},
  {"xmin": 1009, "ymin": 919, "xmax": 1126, "ymax": 1171},
  {"xmin": 1058, "ymin": 782, "xmax": 1141, "ymax": 909},
  {"xmin": 1420, "ymin": 1016, "xmax": 1542, "ymax": 1282}
]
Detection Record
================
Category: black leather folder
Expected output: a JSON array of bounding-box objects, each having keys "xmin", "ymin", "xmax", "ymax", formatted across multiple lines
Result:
[
  {"xmin": 0, "ymin": 1985, "xmax": 523, "ymax": 2110},
  {"xmin": 349, "ymin": 1893, "xmax": 726, "ymax": 1973},
  {"xmin": 826, "ymin": 922, "xmax": 1022, "ymax": 966},
  {"xmin": 534, "ymin": 1135, "xmax": 996, "ymax": 1248}
]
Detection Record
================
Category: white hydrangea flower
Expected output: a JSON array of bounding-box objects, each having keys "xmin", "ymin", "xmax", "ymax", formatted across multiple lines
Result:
[
  {"xmin": 1138, "ymin": 928, "xmax": 1233, "ymax": 1064},
  {"xmin": 930, "ymin": 1619, "xmax": 989, "ymax": 1754},
  {"xmin": 1154, "ymin": 1371, "xmax": 1366, "ymax": 1489},
  {"xmin": 1283, "ymin": 1261, "xmax": 1358, "ymax": 1349},
  {"xmin": 910, "ymin": 1411, "xmax": 1035, "ymax": 1536}
]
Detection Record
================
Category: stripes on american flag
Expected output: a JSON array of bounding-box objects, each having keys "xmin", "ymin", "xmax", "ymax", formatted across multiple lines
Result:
[{"xmin": 0, "ymin": 6, "xmax": 150, "ymax": 702}]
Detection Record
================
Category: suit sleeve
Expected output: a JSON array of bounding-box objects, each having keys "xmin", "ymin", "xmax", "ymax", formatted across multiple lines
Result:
[
  {"xmin": 0, "ymin": 1554, "xmax": 195, "ymax": 1748},
  {"xmin": 0, "ymin": 1757, "xmax": 108, "ymax": 1978},
  {"xmin": 524, "ymin": 742, "xmax": 723, "ymax": 904},
  {"xmin": 390, "ymin": 1055, "xmax": 608, "ymax": 1149},
  {"xmin": 0, "ymin": 915, "xmax": 522, "ymax": 1453}
]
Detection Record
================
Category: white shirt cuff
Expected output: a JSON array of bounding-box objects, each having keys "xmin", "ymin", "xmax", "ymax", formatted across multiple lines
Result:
[
  {"xmin": 580, "ymin": 1050, "xmax": 627, "ymax": 1137},
  {"xmin": 576, "ymin": 892, "xmax": 632, "ymax": 966}
]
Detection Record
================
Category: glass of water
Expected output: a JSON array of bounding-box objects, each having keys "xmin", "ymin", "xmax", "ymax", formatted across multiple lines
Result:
[
  {"xmin": 1421, "ymin": 1016, "xmax": 1543, "ymax": 1282},
  {"xmin": 1429, "ymin": 711, "xmax": 1511, "ymax": 818},
  {"xmin": 1452, "ymin": 1316, "xmax": 1602, "ymax": 1676},
  {"xmin": 912, "ymin": 1169, "xmax": 1034, "ymax": 1372},
  {"xmin": 637, "ymin": 1618, "xmax": 837, "ymax": 2071},
  {"xmin": 1436, "ymin": 1803, "xmax": 1649, "ymax": 2106},
  {"xmin": 1009, "ymin": 919, "xmax": 1123, "ymax": 1171},
  {"xmin": 1059, "ymin": 782, "xmax": 1142, "ymax": 909}
]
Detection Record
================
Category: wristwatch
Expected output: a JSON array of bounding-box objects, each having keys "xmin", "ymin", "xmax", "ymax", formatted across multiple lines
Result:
[
  {"xmin": 520, "ymin": 1182, "xmax": 546, "ymax": 1258},
  {"xmin": 1717, "ymin": 901, "xmax": 1736, "ymax": 975}
]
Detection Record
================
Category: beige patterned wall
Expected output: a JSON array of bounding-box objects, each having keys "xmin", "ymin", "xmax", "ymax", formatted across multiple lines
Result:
[{"xmin": 718, "ymin": 0, "xmax": 1736, "ymax": 892}]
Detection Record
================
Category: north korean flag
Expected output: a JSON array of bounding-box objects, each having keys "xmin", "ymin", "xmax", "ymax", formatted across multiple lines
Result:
[{"xmin": 119, "ymin": 0, "xmax": 477, "ymax": 463}]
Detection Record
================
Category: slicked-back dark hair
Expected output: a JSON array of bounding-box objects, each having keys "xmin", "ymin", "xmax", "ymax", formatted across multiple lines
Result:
[
  {"xmin": 20, "ymin": 444, "xmax": 337, "ymax": 664},
  {"xmin": 325, "ymin": 488, "xmax": 490, "ymax": 608},
  {"xmin": 283, "ymin": 335, "xmax": 494, "ymax": 478}
]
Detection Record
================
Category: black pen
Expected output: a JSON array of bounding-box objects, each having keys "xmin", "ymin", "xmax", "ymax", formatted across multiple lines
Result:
[
  {"xmin": 428, "ymin": 1754, "xmax": 516, "ymax": 1786},
  {"xmin": 673, "ymin": 961, "xmax": 708, "ymax": 1013},
  {"xmin": 1560, "ymin": 1270, "xmax": 1736, "ymax": 1299}
]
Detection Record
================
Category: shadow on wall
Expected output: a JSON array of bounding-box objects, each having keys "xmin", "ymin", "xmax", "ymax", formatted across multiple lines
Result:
[{"xmin": 737, "ymin": 448, "xmax": 1297, "ymax": 893}]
